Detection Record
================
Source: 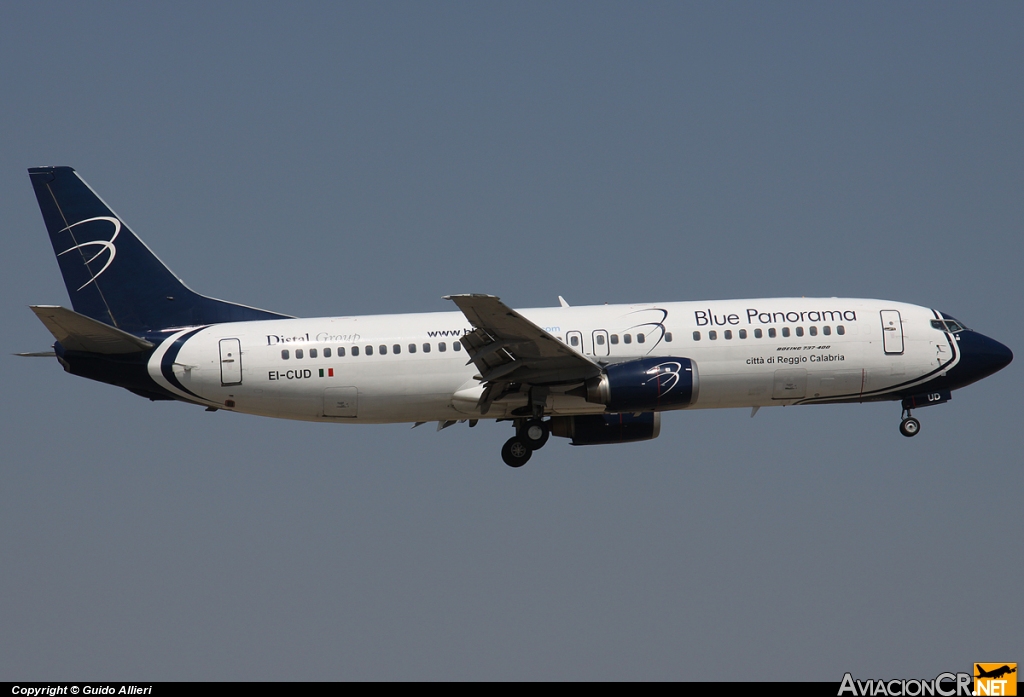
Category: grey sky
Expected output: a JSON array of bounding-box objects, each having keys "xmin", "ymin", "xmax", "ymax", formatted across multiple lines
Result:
[{"xmin": 1, "ymin": 3, "xmax": 1020, "ymax": 680}]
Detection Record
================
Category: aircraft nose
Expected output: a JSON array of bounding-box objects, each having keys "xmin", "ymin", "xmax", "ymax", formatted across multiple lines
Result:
[{"xmin": 954, "ymin": 331, "xmax": 1013, "ymax": 385}]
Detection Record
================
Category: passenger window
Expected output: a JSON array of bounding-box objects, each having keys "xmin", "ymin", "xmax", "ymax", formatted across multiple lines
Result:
[
  {"xmin": 739, "ymin": 329, "xmax": 747, "ymax": 339},
  {"xmin": 837, "ymin": 325, "xmax": 845, "ymax": 335},
  {"xmin": 754, "ymin": 328, "xmax": 762, "ymax": 339},
  {"xmin": 379, "ymin": 345, "xmax": 387, "ymax": 355},
  {"xmin": 637, "ymin": 333, "xmax": 645, "ymax": 343},
  {"xmin": 324, "ymin": 348, "xmax": 331, "ymax": 358},
  {"xmin": 281, "ymin": 349, "xmax": 290, "ymax": 360},
  {"xmin": 365, "ymin": 345, "xmax": 373, "ymax": 356},
  {"xmin": 796, "ymin": 327, "xmax": 804, "ymax": 337},
  {"xmin": 782, "ymin": 327, "xmax": 790, "ymax": 338},
  {"xmin": 709, "ymin": 330, "xmax": 718, "ymax": 340},
  {"xmin": 570, "ymin": 335, "xmax": 579, "ymax": 347},
  {"xmin": 423, "ymin": 343, "xmax": 431, "ymax": 353},
  {"xmin": 393, "ymin": 344, "xmax": 401, "ymax": 354},
  {"xmin": 693, "ymin": 331, "xmax": 701, "ymax": 341},
  {"xmin": 338, "ymin": 347, "xmax": 346, "ymax": 357},
  {"xmin": 665, "ymin": 332, "xmax": 673, "ymax": 342},
  {"xmin": 611, "ymin": 334, "xmax": 619, "ymax": 345},
  {"xmin": 822, "ymin": 326, "xmax": 831, "ymax": 336},
  {"xmin": 453, "ymin": 341, "xmax": 461, "ymax": 351},
  {"xmin": 309, "ymin": 348, "xmax": 318, "ymax": 358},
  {"xmin": 768, "ymin": 328, "xmax": 777, "ymax": 338},
  {"xmin": 439, "ymin": 342, "xmax": 447, "ymax": 352},
  {"xmin": 809, "ymin": 326, "xmax": 817, "ymax": 336},
  {"xmin": 296, "ymin": 349, "xmax": 304, "ymax": 359},
  {"xmin": 624, "ymin": 334, "xmax": 632, "ymax": 344},
  {"xmin": 409, "ymin": 344, "xmax": 417, "ymax": 353},
  {"xmin": 724, "ymin": 330, "xmax": 733, "ymax": 340},
  {"xmin": 352, "ymin": 346, "xmax": 359, "ymax": 356},
  {"xmin": 596, "ymin": 334, "xmax": 605, "ymax": 346}
]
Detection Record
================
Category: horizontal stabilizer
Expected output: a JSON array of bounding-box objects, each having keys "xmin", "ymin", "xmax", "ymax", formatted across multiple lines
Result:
[{"xmin": 30, "ymin": 305, "xmax": 154, "ymax": 354}]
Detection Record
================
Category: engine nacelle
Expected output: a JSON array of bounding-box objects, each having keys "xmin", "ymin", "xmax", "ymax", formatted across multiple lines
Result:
[
  {"xmin": 582, "ymin": 357, "xmax": 699, "ymax": 412},
  {"xmin": 550, "ymin": 412, "xmax": 661, "ymax": 446}
]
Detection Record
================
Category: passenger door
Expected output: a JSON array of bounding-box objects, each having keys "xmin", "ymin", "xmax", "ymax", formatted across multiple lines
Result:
[
  {"xmin": 219, "ymin": 338, "xmax": 242, "ymax": 386},
  {"xmin": 880, "ymin": 310, "xmax": 904, "ymax": 354}
]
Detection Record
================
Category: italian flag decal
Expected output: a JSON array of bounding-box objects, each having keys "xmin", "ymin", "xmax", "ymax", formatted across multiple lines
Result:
[{"xmin": 319, "ymin": 368, "xmax": 334, "ymax": 377}]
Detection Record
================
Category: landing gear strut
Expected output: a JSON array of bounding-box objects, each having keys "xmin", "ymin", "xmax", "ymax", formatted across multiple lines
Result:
[{"xmin": 899, "ymin": 408, "xmax": 921, "ymax": 438}]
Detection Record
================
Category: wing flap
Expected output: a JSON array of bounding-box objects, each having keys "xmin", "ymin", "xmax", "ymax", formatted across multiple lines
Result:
[
  {"xmin": 30, "ymin": 305, "xmax": 155, "ymax": 354},
  {"xmin": 445, "ymin": 294, "xmax": 601, "ymax": 412}
]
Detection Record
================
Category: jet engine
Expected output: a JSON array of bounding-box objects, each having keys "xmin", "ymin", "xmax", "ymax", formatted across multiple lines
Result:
[{"xmin": 577, "ymin": 357, "xmax": 699, "ymax": 412}]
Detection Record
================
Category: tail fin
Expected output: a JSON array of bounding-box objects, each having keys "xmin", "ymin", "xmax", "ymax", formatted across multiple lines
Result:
[{"xmin": 28, "ymin": 166, "xmax": 291, "ymax": 335}]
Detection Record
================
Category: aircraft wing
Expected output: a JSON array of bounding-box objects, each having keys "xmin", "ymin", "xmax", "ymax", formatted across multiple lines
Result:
[
  {"xmin": 30, "ymin": 305, "xmax": 154, "ymax": 354},
  {"xmin": 444, "ymin": 294, "xmax": 602, "ymax": 413}
]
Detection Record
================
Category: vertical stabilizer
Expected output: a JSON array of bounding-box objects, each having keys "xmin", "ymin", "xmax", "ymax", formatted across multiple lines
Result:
[{"xmin": 28, "ymin": 166, "xmax": 290, "ymax": 334}]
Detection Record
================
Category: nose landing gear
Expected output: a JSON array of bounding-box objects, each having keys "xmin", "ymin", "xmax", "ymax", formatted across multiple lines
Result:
[
  {"xmin": 500, "ymin": 418, "xmax": 551, "ymax": 467},
  {"xmin": 899, "ymin": 408, "xmax": 921, "ymax": 438}
]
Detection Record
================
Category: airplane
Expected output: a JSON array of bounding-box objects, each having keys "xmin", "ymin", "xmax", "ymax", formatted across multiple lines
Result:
[
  {"xmin": 21, "ymin": 166, "xmax": 1013, "ymax": 467},
  {"xmin": 975, "ymin": 665, "xmax": 1016, "ymax": 680}
]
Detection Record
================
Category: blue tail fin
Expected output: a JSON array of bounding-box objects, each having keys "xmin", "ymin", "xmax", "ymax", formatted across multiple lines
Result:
[{"xmin": 29, "ymin": 167, "xmax": 291, "ymax": 335}]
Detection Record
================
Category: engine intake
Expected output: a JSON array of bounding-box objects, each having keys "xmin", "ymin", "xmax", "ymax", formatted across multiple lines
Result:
[{"xmin": 581, "ymin": 357, "xmax": 699, "ymax": 412}]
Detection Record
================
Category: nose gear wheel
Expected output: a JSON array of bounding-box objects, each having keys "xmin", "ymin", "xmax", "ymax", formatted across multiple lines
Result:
[{"xmin": 899, "ymin": 407, "xmax": 921, "ymax": 437}]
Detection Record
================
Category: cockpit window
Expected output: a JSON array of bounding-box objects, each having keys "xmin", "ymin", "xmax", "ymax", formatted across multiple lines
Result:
[{"xmin": 931, "ymin": 319, "xmax": 966, "ymax": 334}]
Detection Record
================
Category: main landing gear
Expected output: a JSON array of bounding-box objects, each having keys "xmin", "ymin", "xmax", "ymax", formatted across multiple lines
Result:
[
  {"xmin": 500, "ymin": 418, "xmax": 550, "ymax": 468},
  {"xmin": 899, "ymin": 408, "xmax": 921, "ymax": 438}
]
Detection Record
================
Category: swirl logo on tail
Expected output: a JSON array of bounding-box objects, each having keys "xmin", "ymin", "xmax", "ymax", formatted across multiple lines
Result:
[{"xmin": 58, "ymin": 216, "xmax": 122, "ymax": 290}]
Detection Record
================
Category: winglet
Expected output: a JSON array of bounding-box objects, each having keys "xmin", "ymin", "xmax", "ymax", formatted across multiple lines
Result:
[{"xmin": 558, "ymin": 296, "xmax": 570, "ymax": 308}]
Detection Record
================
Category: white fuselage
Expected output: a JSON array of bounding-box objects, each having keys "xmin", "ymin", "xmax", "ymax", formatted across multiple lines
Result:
[{"xmin": 146, "ymin": 297, "xmax": 957, "ymax": 423}]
